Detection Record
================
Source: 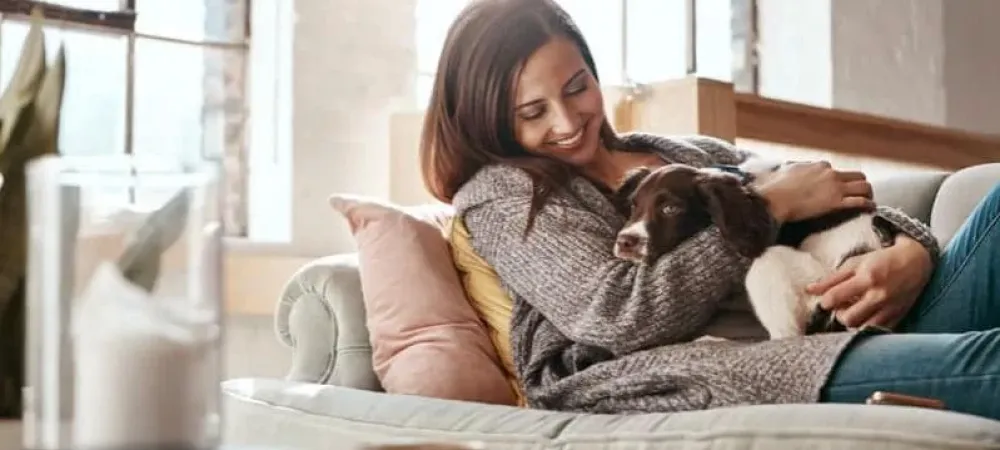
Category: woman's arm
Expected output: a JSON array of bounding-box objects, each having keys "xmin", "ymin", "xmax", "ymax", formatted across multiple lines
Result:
[
  {"xmin": 876, "ymin": 206, "xmax": 941, "ymax": 264},
  {"xmin": 460, "ymin": 171, "xmax": 774, "ymax": 356},
  {"xmin": 687, "ymin": 135, "xmax": 941, "ymax": 263},
  {"xmin": 679, "ymin": 135, "xmax": 757, "ymax": 166}
]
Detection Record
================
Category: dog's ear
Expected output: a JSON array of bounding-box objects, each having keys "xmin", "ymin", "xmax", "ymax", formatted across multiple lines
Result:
[
  {"xmin": 696, "ymin": 173, "xmax": 774, "ymax": 258},
  {"xmin": 612, "ymin": 166, "xmax": 652, "ymax": 216}
]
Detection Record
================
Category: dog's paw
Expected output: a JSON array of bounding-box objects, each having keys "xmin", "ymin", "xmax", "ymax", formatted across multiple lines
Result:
[{"xmin": 803, "ymin": 302, "xmax": 846, "ymax": 334}]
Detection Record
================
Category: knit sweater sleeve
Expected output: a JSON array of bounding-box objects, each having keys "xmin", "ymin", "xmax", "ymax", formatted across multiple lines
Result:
[
  {"xmin": 676, "ymin": 135, "xmax": 756, "ymax": 165},
  {"xmin": 459, "ymin": 168, "xmax": 775, "ymax": 356},
  {"xmin": 875, "ymin": 206, "xmax": 942, "ymax": 263}
]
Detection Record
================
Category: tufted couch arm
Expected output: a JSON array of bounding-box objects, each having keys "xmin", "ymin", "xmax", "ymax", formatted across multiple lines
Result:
[{"xmin": 274, "ymin": 253, "xmax": 381, "ymax": 391}]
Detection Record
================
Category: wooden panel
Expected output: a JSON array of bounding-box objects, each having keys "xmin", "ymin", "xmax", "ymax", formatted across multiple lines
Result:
[
  {"xmin": 633, "ymin": 77, "xmax": 737, "ymax": 142},
  {"xmin": 736, "ymin": 138, "xmax": 939, "ymax": 181},
  {"xmin": 735, "ymin": 92, "xmax": 1000, "ymax": 170}
]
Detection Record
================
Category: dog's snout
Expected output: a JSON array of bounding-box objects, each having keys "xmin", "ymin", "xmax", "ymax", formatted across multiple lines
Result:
[
  {"xmin": 613, "ymin": 229, "xmax": 648, "ymax": 262},
  {"xmin": 614, "ymin": 220, "xmax": 650, "ymax": 261},
  {"xmin": 616, "ymin": 233, "xmax": 641, "ymax": 251}
]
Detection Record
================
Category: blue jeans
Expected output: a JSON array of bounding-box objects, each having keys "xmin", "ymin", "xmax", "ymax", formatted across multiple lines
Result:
[{"xmin": 821, "ymin": 181, "xmax": 1000, "ymax": 421}]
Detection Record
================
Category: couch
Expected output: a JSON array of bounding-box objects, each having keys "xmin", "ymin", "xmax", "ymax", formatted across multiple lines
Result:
[{"xmin": 221, "ymin": 163, "xmax": 1000, "ymax": 450}]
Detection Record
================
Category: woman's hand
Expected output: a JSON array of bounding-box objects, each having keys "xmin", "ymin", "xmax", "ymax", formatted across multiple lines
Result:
[
  {"xmin": 755, "ymin": 161, "xmax": 875, "ymax": 223},
  {"xmin": 805, "ymin": 236, "xmax": 933, "ymax": 329}
]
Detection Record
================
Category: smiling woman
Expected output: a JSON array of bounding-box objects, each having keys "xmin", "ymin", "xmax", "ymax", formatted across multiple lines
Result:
[
  {"xmin": 414, "ymin": 0, "xmax": 1000, "ymax": 422},
  {"xmin": 418, "ymin": 0, "xmax": 637, "ymax": 226},
  {"xmin": 511, "ymin": 44, "xmax": 605, "ymax": 168}
]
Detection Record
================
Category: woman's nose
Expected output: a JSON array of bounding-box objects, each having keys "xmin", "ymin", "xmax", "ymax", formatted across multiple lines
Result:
[{"xmin": 549, "ymin": 103, "xmax": 580, "ymax": 134}]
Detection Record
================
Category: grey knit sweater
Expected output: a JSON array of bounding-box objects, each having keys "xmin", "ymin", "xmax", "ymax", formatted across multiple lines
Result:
[{"xmin": 451, "ymin": 133, "xmax": 940, "ymax": 414}]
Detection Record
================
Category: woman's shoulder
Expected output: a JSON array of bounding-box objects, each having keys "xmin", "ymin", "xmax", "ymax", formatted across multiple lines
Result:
[
  {"xmin": 619, "ymin": 132, "xmax": 753, "ymax": 166},
  {"xmin": 452, "ymin": 164, "xmax": 534, "ymax": 215},
  {"xmin": 451, "ymin": 162, "xmax": 609, "ymax": 229}
]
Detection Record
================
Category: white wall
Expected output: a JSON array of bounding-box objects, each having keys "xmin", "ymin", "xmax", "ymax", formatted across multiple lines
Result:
[
  {"xmin": 941, "ymin": 0, "xmax": 1000, "ymax": 135},
  {"xmin": 755, "ymin": 0, "xmax": 833, "ymax": 108},
  {"xmin": 225, "ymin": 0, "xmax": 416, "ymax": 380},
  {"xmin": 289, "ymin": 0, "xmax": 416, "ymax": 257},
  {"xmin": 831, "ymin": 0, "xmax": 947, "ymax": 128},
  {"xmin": 757, "ymin": 0, "xmax": 1000, "ymax": 135}
]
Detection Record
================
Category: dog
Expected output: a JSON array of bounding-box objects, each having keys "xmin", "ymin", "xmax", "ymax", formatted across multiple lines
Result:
[{"xmin": 611, "ymin": 161, "xmax": 897, "ymax": 339}]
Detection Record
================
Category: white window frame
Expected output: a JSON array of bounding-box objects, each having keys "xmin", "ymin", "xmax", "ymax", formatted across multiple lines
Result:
[
  {"xmin": 0, "ymin": 1, "xmax": 261, "ymax": 238},
  {"xmin": 413, "ymin": 0, "xmax": 759, "ymax": 108}
]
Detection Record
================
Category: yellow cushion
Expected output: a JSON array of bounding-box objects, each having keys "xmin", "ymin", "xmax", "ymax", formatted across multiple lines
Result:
[{"xmin": 448, "ymin": 217, "xmax": 527, "ymax": 407}]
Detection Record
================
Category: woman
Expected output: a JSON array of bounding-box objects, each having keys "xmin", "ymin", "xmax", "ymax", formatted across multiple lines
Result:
[{"xmin": 420, "ymin": 0, "xmax": 1000, "ymax": 419}]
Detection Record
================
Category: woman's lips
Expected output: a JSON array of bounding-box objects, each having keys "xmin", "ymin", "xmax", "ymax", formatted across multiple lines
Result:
[{"xmin": 547, "ymin": 123, "xmax": 586, "ymax": 150}]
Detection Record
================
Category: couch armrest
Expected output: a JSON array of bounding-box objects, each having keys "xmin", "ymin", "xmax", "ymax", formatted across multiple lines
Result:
[
  {"xmin": 274, "ymin": 253, "xmax": 380, "ymax": 391},
  {"xmin": 931, "ymin": 163, "xmax": 1000, "ymax": 247},
  {"xmin": 870, "ymin": 170, "xmax": 949, "ymax": 225}
]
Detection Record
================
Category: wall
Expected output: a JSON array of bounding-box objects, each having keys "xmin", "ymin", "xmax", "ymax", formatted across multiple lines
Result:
[
  {"xmin": 942, "ymin": 0, "xmax": 1000, "ymax": 135},
  {"xmin": 290, "ymin": 0, "xmax": 417, "ymax": 257},
  {"xmin": 830, "ymin": 0, "xmax": 947, "ymax": 128},
  {"xmin": 225, "ymin": 0, "xmax": 417, "ymax": 381},
  {"xmin": 755, "ymin": 0, "xmax": 833, "ymax": 108},
  {"xmin": 758, "ymin": 0, "xmax": 1000, "ymax": 135}
]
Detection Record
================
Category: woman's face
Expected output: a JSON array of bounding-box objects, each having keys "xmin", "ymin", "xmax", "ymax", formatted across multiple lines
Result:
[{"xmin": 512, "ymin": 37, "xmax": 606, "ymax": 167}]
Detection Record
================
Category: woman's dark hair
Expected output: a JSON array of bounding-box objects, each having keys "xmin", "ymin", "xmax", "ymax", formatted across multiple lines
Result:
[{"xmin": 419, "ymin": 0, "xmax": 623, "ymax": 232}]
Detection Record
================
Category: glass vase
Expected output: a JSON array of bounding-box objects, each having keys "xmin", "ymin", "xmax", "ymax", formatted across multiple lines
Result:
[{"xmin": 21, "ymin": 154, "xmax": 224, "ymax": 450}]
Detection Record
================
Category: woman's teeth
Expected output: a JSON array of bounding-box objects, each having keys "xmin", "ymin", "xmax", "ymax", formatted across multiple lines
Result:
[{"xmin": 552, "ymin": 128, "xmax": 584, "ymax": 148}]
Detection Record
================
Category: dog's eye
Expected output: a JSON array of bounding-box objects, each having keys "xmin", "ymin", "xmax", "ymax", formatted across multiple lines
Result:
[{"xmin": 661, "ymin": 205, "xmax": 682, "ymax": 216}]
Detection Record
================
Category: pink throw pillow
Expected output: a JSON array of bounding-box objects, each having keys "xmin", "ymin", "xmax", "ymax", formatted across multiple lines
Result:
[{"xmin": 329, "ymin": 194, "xmax": 517, "ymax": 405}]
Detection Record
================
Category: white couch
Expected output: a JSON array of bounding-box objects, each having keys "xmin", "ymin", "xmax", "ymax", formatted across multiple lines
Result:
[{"xmin": 222, "ymin": 164, "xmax": 1000, "ymax": 450}]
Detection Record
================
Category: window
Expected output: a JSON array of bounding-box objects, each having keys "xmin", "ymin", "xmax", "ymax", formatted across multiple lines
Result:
[
  {"xmin": 413, "ymin": 0, "xmax": 753, "ymax": 109},
  {"xmin": 414, "ymin": 0, "xmax": 468, "ymax": 107},
  {"xmin": 0, "ymin": 1, "xmax": 250, "ymax": 236}
]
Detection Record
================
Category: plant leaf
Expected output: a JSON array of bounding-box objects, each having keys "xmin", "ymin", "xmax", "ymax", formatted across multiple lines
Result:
[
  {"xmin": 0, "ymin": 8, "xmax": 48, "ymax": 172},
  {"xmin": 0, "ymin": 11, "xmax": 61, "ymax": 312},
  {"xmin": 116, "ymin": 190, "xmax": 190, "ymax": 292}
]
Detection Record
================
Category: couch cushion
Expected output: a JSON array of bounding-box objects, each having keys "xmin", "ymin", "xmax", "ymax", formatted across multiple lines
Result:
[
  {"xmin": 930, "ymin": 163, "xmax": 1000, "ymax": 246},
  {"xmin": 870, "ymin": 170, "xmax": 948, "ymax": 225},
  {"xmin": 328, "ymin": 194, "xmax": 517, "ymax": 406},
  {"xmin": 223, "ymin": 378, "xmax": 1000, "ymax": 450}
]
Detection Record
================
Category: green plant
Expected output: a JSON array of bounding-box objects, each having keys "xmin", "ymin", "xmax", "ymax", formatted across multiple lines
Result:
[
  {"xmin": 0, "ymin": 7, "xmax": 189, "ymax": 418},
  {"xmin": 0, "ymin": 8, "xmax": 67, "ymax": 417}
]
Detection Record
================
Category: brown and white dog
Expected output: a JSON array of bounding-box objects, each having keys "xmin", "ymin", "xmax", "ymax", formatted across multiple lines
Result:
[{"xmin": 611, "ymin": 162, "xmax": 897, "ymax": 339}]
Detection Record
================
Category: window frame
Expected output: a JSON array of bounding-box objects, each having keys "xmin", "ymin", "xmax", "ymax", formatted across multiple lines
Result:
[
  {"xmin": 0, "ymin": 0, "xmax": 252, "ymax": 236},
  {"xmin": 413, "ymin": 0, "xmax": 760, "ymax": 106},
  {"xmin": 0, "ymin": 0, "xmax": 136, "ymax": 31}
]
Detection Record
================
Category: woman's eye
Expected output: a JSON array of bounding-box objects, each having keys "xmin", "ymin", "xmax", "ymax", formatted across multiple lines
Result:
[
  {"xmin": 565, "ymin": 83, "xmax": 587, "ymax": 96},
  {"xmin": 519, "ymin": 107, "xmax": 544, "ymax": 121}
]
